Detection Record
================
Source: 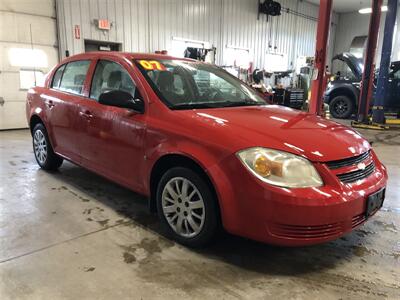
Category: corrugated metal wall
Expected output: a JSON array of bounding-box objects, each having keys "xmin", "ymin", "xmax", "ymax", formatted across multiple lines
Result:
[{"xmin": 56, "ymin": 0, "xmax": 337, "ymax": 69}]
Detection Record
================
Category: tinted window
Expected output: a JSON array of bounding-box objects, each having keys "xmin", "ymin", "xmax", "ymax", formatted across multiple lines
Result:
[
  {"xmin": 59, "ymin": 60, "xmax": 91, "ymax": 95},
  {"xmin": 51, "ymin": 64, "xmax": 65, "ymax": 88},
  {"xmin": 90, "ymin": 60, "xmax": 136, "ymax": 100}
]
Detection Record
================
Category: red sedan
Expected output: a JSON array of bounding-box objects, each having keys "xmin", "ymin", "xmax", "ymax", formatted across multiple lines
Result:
[{"xmin": 26, "ymin": 52, "xmax": 387, "ymax": 247}]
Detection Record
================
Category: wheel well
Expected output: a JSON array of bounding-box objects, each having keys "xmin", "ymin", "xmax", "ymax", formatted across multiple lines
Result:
[
  {"xmin": 149, "ymin": 154, "xmax": 219, "ymax": 214},
  {"xmin": 29, "ymin": 115, "xmax": 43, "ymax": 134},
  {"xmin": 329, "ymin": 88, "xmax": 357, "ymax": 105}
]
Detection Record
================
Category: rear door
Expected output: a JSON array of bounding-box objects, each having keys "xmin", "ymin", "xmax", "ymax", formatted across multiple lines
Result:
[
  {"xmin": 75, "ymin": 58, "xmax": 147, "ymax": 191},
  {"xmin": 44, "ymin": 60, "xmax": 91, "ymax": 161}
]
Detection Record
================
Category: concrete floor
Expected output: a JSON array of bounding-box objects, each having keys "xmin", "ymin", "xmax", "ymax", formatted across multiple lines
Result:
[{"xmin": 0, "ymin": 127, "xmax": 399, "ymax": 300}]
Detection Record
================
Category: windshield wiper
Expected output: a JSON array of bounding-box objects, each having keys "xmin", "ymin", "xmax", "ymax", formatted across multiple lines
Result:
[
  {"xmin": 170, "ymin": 99, "xmax": 265, "ymax": 110},
  {"xmin": 218, "ymin": 99, "xmax": 265, "ymax": 107},
  {"xmin": 170, "ymin": 103, "xmax": 216, "ymax": 110}
]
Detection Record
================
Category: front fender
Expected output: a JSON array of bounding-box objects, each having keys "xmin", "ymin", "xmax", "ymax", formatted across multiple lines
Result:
[
  {"xmin": 325, "ymin": 82, "xmax": 360, "ymax": 104},
  {"xmin": 144, "ymin": 137, "xmax": 237, "ymax": 230}
]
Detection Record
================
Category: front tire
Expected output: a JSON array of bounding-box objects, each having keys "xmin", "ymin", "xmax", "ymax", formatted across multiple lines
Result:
[
  {"xmin": 156, "ymin": 167, "xmax": 219, "ymax": 247},
  {"xmin": 329, "ymin": 95, "xmax": 354, "ymax": 119},
  {"xmin": 32, "ymin": 123, "xmax": 63, "ymax": 170}
]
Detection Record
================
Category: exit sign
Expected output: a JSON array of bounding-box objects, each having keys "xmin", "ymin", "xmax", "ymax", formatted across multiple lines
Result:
[{"xmin": 98, "ymin": 19, "xmax": 110, "ymax": 30}]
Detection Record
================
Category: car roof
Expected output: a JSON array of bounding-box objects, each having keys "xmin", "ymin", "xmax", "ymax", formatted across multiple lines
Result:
[{"xmin": 61, "ymin": 51, "xmax": 195, "ymax": 63}]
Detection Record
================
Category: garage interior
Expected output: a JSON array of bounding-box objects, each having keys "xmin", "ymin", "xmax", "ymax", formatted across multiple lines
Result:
[{"xmin": 0, "ymin": 0, "xmax": 399, "ymax": 299}]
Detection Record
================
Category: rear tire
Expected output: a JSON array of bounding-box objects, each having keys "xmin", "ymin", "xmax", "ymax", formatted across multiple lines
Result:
[
  {"xmin": 329, "ymin": 95, "xmax": 354, "ymax": 119},
  {"xmin": 32, "ymin": 123, "xmax": 63, "ymax": 171},
  {"xmin": 156, "ymin": 167, "xmax": 219, "ymax": 248}
]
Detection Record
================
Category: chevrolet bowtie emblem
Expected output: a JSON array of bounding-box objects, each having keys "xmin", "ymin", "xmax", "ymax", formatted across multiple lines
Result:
[{"xmin": 357, "ymin": 162, "xmax": 366, "ymax": 170}]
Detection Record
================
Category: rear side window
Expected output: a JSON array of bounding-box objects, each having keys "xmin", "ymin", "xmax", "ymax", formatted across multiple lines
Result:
[
  {"xmin": 59, "ymin": 60, "xmax": 91, "ymax": 95},
  {"xmin": 51, "ymin": 64, "xmax": 65, "ymax": 88}
]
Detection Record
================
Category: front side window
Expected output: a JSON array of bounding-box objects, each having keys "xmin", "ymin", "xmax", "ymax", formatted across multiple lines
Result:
[
  {"xmin": 59, "ymin": 60, "xmax": 91, "ymax": 95},
  {"xmin": 51, "ymin": 64, "xmax": 65, "ymax": 88},
  {"xmin": 135, "ymin": 59, "xmax": 266, "ymax": 109},
  {"xmin": 90, "ymin": 60, "xmax": 136, "ymax": 100}
]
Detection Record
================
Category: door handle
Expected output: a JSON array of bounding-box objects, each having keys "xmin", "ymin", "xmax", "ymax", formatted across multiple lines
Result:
[{"xmin": 79, "ymin": 111, "xmax": 93, "ymax": 119}]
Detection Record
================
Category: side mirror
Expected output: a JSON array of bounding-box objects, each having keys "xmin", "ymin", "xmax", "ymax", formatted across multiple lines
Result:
[{"xmin": 98, "ymin": 90, "xmax": 144, "ymax": 113}]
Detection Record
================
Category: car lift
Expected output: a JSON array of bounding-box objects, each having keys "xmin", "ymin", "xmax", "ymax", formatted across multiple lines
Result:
[
  {"xmin": 350, "ymin": 0, "xmax": 387, "ymax": 130},
  {"xmin": 352, "ymin": 0, "xmax": 399, "ymax": 130},
  {"xmin": 309, "ymin": 0, "xmax": 332, "ymax": 116},
  {"xmin": 310, "ymin": 0, "xmax": 398, "ymax": 129}
]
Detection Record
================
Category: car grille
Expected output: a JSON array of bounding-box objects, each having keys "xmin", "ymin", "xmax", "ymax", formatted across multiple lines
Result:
[
  {"xmin": 326, "ymin": 150, "xmax": 371, "ymax": 169},
  {"xmin": 336, "ymin": 162, "xmax": 375, "ymax": 183},
  {"xmin": 325, "ymin": 150, "xmax": 376, "ymax": 183},
  {"xmin": 269, "ymin": 222, "xmax": 343, "ymax": 239}
]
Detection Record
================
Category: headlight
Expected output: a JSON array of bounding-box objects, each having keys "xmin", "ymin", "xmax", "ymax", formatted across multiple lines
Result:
[{"xmin": 237, "ymin": 147, "xmax": 323, "ymax": 188}]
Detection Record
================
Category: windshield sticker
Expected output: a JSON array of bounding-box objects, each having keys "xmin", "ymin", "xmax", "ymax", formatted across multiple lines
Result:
[{"xmin": 138, "ymin": 60, "xmax": 166, "ymax": 71}]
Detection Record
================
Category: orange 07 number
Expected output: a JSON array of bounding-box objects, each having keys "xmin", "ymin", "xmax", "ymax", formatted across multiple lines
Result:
[{"xmin": 138, "ymin": 60, "xmax": 166, "ymax": 71}]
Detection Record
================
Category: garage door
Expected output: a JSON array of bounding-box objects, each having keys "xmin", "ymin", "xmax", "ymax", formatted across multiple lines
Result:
[{"xmin": 0, "ymin": 0, "xmax": 58, "ymax": 130}]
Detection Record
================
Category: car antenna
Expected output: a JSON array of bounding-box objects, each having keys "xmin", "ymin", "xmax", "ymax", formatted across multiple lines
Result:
[{"xmin": 29, "ymin": 23, "xmax": 37, "ymax": 86}]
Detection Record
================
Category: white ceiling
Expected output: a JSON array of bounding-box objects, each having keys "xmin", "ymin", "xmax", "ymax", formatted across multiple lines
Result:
[{"xmin": 306, "ymin": 0, "xmax": 387, "ymax": 13}]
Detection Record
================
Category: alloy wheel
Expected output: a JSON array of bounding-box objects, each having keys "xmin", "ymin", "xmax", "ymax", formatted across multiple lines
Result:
[
  {"xmin": 33, "ymin": 130, "xmax": 47, "ymax": 164},
  {"xmin": 334, "ymin": 99, "xmax": 348, "ymax": 116},
  {"xmin": 161, "ymin": 177, "xmax": 205, "ymax": 238}
]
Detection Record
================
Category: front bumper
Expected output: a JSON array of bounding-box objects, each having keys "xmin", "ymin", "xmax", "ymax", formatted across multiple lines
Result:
[
  {"xmin": 214, "ymin": 151, "xmax": 388, "ymax": 246},
  {"xmin": 263, "ymin": 186, "xmax": 386, "ymax": 246}
]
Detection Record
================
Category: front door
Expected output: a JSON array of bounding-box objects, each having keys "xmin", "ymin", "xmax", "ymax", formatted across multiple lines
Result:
[{"xmin": 76, "ymin": 59, "xmax": 146, "ymax": 191}]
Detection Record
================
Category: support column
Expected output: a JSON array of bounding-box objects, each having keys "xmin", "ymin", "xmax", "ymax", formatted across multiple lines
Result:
[
  {"xmin": 357, "ymin": 0, "xmax": 383, "ymax": 123},
  {"xmin": 309, "ymin": 0, "xmax": 333, "ymax": 115},
  {"xmin": 372, "ymin": 0, "xmax": 398, "ymax": 123}
]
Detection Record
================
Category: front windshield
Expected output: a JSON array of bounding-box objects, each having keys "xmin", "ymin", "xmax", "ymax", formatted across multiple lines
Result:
[{"xmin": 135, "ymin": 59, "xmax": 267, "ymax": 109}]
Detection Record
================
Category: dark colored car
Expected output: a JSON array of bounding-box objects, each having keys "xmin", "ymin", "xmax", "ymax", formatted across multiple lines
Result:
[
  {"xmin": 324, "ymin": 52, "xmax": 400, "ymax": 119},
  {"xmin": 26, "ymin": 52, "xmax": 387, "ymax": 247}
]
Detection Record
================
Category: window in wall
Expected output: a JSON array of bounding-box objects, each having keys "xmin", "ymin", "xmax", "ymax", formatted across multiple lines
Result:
[
  {"xmin": 224, "ymin": 47, "xmax": 251, "ymax": 68},
  {"xmin": 19, "ymin": 70, "xmax": 45, "ymax": 90},
  {"xmin": 265, "ymin": 53, "xmax": 288, "ymax": 72},
  {"xmin": 59, "ymin": 60, "xmax": 91, "ymax": 95},
  {"xmin": 90, "ymin": 60, "xmax": 136, "ymax": 100},
  {"xmin": 8, "ymin": 48, "xmax": 48, "ymax": 68}
]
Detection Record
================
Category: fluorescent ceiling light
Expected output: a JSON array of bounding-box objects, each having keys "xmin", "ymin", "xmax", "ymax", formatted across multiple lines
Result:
[{"xmin": 359, "ymin": 6, "xmax": 388, "ymax": 14}]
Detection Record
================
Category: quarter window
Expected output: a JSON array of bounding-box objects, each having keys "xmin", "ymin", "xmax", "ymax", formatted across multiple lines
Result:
[
  {"xmin": 59, "ymin": 60, "xmax": 91, "ymax": 95},
  {"xmin": 90, "ymin": 60, "xmax": 136, "ymax": 100}
]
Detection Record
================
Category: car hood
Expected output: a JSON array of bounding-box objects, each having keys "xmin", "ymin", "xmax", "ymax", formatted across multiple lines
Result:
[
  {"xmin": 332, "ymin": 52, "xmax": 364, "ymax": 79},
  {"xmin": 181, "ymin": 105, "xmax": 370, "ymax": 162}
]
